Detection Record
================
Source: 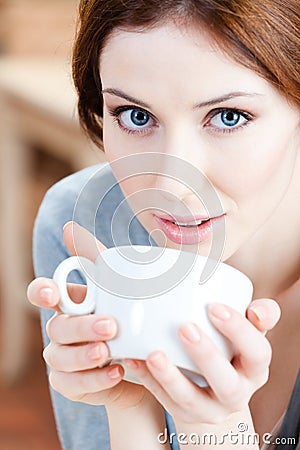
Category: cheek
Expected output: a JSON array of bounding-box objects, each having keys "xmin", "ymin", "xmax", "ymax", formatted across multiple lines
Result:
[
  {"xmin": 103, "ymin": 117, "xmax": 160, "ymax": 199},
  {"xmin": 119, "ymin": 178, "xmax": 146, "ymax": 198},
  {"xmin": 213, "ymin": 130, "xmax": 298, "ymax": 202},
  {"xmin": 103, "ymin": 120, "xmax": 158, "ymax": 166},
  {"xmin": 103, "ymin": 118, "xmax": 126, "ymax": 160},
  {"xmin": 116, "ymin": 176, "xmax": 161, "ymax": 223},
  {"xmin": 103, "ymin": 124, "xmax": 156, "ymax": 203}
]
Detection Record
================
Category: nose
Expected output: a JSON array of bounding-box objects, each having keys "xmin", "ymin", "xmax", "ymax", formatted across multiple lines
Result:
[
  {"xmin": 152, "ymin": 156, "xmax": 213, "ymax": 212},
  {"xmin": 152, "ymin": 125, "xmax": 210, "ymax": 203},
  {"xmin": 152, "ymin": 163, "xmax": 193, "ymax": 202}
]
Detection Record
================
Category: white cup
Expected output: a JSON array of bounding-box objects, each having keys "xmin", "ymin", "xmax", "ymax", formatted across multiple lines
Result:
[{"xmin": 53, "ymin": 246, "xmax": 253, "ymax": 386}]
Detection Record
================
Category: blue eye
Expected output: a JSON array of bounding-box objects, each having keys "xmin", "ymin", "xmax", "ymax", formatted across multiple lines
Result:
[
  {"xmin": 108, "ymin": 105, "xmax": 156, "ymax": 136},
  {"xmin": 129, "ymin": 110, "xmax": 150, "ymax": 126},
  {"xmin": 208, "ymin": 109, "xmax": 251, "ymax": 131},
  {"xmin": 118, "ymin": 108, "xmax": 153, "ymax": 131},
  {"xmin": 220, "ymin": 111, "xmax": 240, "ymax": 127}
]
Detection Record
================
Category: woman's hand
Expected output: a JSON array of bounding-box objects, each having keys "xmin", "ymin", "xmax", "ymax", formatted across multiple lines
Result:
[
  {"xmin": 28, "ymin": 221, "xmax": 281, "ymax": 447},
  {"xmin": 123, "ymin": 297, "xmax": 281, "ymax": 428},
  {"xmin": 27, "ymin": 222, "xmax": 148, "ymax": 410}
]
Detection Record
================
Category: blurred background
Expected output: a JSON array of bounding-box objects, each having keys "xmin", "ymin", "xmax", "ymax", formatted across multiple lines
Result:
[{"xmin": 0, "ymin": 1, "xmax": 105, "ymax": 448}]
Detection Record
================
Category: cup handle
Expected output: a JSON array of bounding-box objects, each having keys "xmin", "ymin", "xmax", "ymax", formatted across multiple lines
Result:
[{"xmin": 53, "ymin": 256, "xmax": 96, "ymax": 315}]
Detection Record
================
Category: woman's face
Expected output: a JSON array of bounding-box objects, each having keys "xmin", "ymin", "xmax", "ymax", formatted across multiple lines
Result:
[{"xmin": 99, "ymin": 23, "xmax": 300, "ymax": 264}]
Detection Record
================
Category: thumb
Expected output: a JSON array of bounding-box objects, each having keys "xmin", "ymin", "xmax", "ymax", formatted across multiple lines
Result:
[
  {"xmin": 246, "ymin": 298, "xmax": 281, "ymax": 334},
  {"xmin": 63, "ymin": 221, "xmax": 107, "ymax": 262}
]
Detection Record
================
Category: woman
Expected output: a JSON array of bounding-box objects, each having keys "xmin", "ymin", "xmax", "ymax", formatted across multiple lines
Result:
[{"xmin": 27, "ymin": 0, "xmax": 300, "ymax": 448}]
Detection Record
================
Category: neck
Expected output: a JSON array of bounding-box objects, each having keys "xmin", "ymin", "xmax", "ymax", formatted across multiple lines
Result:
[
  {"xmin": 226, "ymin": 160, "xmax": 300, "ymax": 300},
  {"xmin": 227, "ymin": 243, "xmax": 300, "ymax": 300}
]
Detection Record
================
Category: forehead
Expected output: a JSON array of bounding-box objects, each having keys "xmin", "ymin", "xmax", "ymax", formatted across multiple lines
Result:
[{"xmin": 99, "ymin": 23, "xmax": 272, "ymax": 100}]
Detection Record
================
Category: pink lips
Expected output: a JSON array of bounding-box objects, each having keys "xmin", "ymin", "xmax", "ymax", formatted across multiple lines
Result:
[
  {"xmin": 155, "ymin": 213, "xmax": 210, "ymax": 222},
  {"xmin": 153, "ymin": 214, "xmax": 225, "ymax": 245}
]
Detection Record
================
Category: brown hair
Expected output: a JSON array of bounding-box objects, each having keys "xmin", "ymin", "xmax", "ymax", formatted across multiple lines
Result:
[{"xmin": 72, "ymin": 0, "xmax": 300, "ymax": 148}]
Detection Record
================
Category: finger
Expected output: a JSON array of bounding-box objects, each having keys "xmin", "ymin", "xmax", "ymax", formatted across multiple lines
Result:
[
  {"xmin": 43, "ymin": 341, "xmax": 110, "ymax": 372},
  {"xmin": 46, "ymin": 314, "xmax": 118, "ymax": 344},
  {"xmin": 124, "ymin": 358, "xmax": 168, "ymax": 400},
  {"xmin": 27, "ymin": 278, "xmax": 87, "ymax": 311},
  {"xmin": 207, "ymin": 303, "xmax": 272, "ymax": 379},
  {"xmin": 124, "ymin": 358, "xmax": 185, "ymax": 413},
  {"xmin": 66, "ymin": 283, "xmax": 87, "ymax": 303},
  {"xmin": 124, "ymin": 356, "xmax": 217, "ymax": 420},
  {"xmin": 246, "ymin": 298, "xmax": 281, "ymax": 333},
  {"xmin": 63, "ymin": 221, "xmax": 106, "ymax": 262},
  {"xmin": 27, "ymin": 277, "xmax": 61, "ymax": 309},
  {"xmin": 178, "ymin": 323, "xmax": 243, "ymax": 406},
  {"xmin": 49, "ymin": 365, "xmax": 124, "ymax": 403},
  {"xmin": 125, "ymin": 355, "xmax": 232, "ymax": 423}
]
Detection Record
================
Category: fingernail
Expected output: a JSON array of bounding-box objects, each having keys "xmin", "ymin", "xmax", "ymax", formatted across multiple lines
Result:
[
  {"xmin": 180, "ymin": 323, "xmax": 201, "ymax": 343},
  {"xmin": 248, "ymin": 305, "xmax": 264, "ymax": 322},
  {"xmin": 208, "ymin": 303, "xmax": 231, "ymax": 321},
  {"xmin": 63, "ymin": 221, "xmax": 74, "ymax": 231},
  {"xmin": 108, "ymin": 366, "xmax": 121, "ymax": 380},
  {"xmin": 148, "ymin": 351, "xmax": 166, "ymax": 371},
  {"xmin": 88, "ymin": 343, "xmax": 105, "ymax": 361},
  {"xmin": 40, "ymin": 287, "xmax": 55, "ymax": 305},
  {"xmin": 93, "ymin": 319, "xmax": 114, "ymax": 336},
  {"xmin": 124, "ymin": 359, "xmax": 140, "ymax": 370}
]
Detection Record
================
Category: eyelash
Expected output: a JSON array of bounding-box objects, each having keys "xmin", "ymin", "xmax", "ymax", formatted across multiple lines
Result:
[
  {"xmin": 107, "ymin": 105, "xmax": 254, "ymax": 136},
  {"xmin": 205, "ymin": 108, "xmax": 253, "ymax": 134},
  {"xmin": 108, "ymin": 106, "xmax": 156, "ymax": 136}
]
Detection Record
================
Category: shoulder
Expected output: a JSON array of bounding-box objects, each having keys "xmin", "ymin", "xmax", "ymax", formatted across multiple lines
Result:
[
  {"xmin": 41, "ymin": 163, "xmax": 118, "ymax": 217},
  {"xmin": 33, "ymin": 163, "xmax": 150, "ymax": 274},
  {"xmin": 32, "ymin": 164, "xmax": 114, "ymax": 275},
  {"xmin": 35, "ymin": 163, "xmax": 124, "ymax": 243}
]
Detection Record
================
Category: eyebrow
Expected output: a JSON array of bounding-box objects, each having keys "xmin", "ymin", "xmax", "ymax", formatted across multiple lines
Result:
[
  {"xmin": 193, "ymin": 91, "xmax": 264, "ymax": 109},
  {"xmin": 102, "ymin": 88, "xmax": 151, "ymax": 109},
  {"xmin": 101, "ymin": 88, "xmax": 264, "ymax": 110}
]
